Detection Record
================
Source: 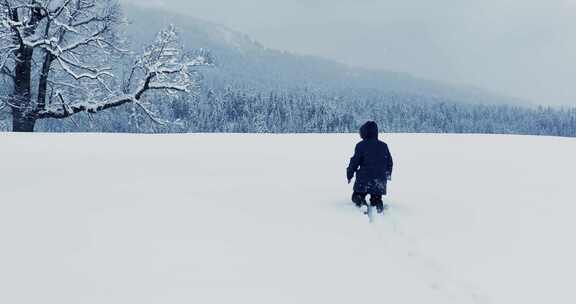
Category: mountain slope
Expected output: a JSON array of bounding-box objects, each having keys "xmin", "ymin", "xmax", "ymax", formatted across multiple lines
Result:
[
  {"xmin": 1, "ymin": 133, "xmax": 574, "ymax": 303},
  {"xmin": 123, "ymin": 4, "xmax": 524, "ymax": 105}
]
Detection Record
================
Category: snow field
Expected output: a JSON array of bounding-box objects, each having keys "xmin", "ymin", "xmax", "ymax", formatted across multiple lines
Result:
[{"xmin": 1, "ymin": 133, "xmax": 575, "ymax": 303}]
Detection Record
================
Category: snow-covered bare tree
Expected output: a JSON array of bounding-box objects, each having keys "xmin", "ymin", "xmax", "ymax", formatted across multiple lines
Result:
[{"xmin": 0, "ymin": 0, "xmax": 210, "ymax": 132}]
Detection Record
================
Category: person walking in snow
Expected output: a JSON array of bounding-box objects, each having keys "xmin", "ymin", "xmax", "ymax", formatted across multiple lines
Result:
[{"xmin": 347, "ymin": 121, "xmax": 394, "ymax": 213}]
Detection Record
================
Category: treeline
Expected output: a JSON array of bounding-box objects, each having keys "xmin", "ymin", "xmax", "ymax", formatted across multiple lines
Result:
[{"xmin": 17, "ymin": 89, "xmax": 576, "ymax": 137}]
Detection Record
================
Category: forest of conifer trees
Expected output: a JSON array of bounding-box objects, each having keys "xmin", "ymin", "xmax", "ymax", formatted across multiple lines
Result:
[{"xmin": 13, "ymin": 89, "xmax": 573, "ymax": 137}]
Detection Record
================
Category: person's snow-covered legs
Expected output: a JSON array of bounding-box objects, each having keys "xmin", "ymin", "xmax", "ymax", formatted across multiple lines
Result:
[
  {"xmin": 352, "ymin": 192, "xmax": 387, "ymax": 213},
  {"xmin": 370, "ymin": 195, "xmax": 386, "ymax": 213}
]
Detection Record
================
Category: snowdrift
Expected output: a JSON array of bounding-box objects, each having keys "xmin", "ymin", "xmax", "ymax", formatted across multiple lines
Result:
[{"xmin": 1, "ymin": 133, "xmax": 574, "ymax": 304}]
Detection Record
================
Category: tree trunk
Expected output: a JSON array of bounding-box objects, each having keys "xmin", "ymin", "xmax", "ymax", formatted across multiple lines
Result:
[
  {"xmin": 10, "ymin": 60, "xmax": 36, "ymax": 132},
  {"xmin": 37, "ymin": 54, "xmax": 54, "ymax": 110},
  {"xmin": 11, "ymin": 42, "xmax": 35, "ymax": 133},
  {"xmin": 11, "ymin": 109, "xmax": 36, "ymax": 132},
  {"xmin": 8, "ymin": 8, "xmax": 37, "ymax": 133}
]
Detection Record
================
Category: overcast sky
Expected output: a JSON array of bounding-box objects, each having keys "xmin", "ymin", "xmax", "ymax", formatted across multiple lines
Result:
[{"xmin": 123, "ymin": 0, "xmax": 576, "ymax": 105}]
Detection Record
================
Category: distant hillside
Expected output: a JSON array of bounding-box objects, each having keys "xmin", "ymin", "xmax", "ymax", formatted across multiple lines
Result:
[{"xmin": 125, "ymin": 4, "xmax": 523, "ymax": 105}]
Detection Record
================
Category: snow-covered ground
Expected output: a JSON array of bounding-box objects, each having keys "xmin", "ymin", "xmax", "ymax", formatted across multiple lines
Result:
[{"xmin": 1, "ymin": 133, "xmax": 575, "ymax": 304}]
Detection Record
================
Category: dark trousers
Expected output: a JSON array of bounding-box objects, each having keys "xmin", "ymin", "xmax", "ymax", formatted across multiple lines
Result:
[{"xmin": 351, "ymin": 192, "xmax": 383, "ymax": 207}]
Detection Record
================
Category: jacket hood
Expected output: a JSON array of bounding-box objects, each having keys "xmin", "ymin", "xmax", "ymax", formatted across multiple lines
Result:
[{"xmin": 360, "ymin": 121, "xmax": 379, "ymax": 139}]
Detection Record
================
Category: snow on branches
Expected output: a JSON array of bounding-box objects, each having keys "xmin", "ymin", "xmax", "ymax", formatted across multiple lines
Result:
[
  {"xmin": 37, "ymin": 24, "xmax": 211, "ymax": 122},
  {"xmin": 0, "ymin": 0, "xmax": 211, "ymax": 131},
  {"xmin": 132, "ymin": 25, "xmax": 211, "ymax": 101}
]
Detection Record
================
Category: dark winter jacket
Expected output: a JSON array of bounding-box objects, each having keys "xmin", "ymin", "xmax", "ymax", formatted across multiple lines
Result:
[{"xmin": 347, "ymin": 121, "xmax": 394, "ymax": 195}]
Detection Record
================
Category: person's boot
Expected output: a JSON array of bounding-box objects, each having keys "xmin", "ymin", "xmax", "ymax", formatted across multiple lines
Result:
[
  {"xmin": 351, "ymin": 193, "xmax": 367, "ymax": 208},
  {"xmin": 370, "ymin": 196, "xmax": 386, "ymax": 214}
]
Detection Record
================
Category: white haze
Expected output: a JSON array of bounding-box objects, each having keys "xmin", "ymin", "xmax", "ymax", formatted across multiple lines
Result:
[{"xmin": 122, "ymin": 0, "xmax": 576, "ymax": 106}]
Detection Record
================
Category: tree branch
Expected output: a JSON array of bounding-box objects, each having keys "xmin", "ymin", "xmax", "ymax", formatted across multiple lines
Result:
[
  {"xmin": 0, "ymin": 66, "xmax": 14, "ymax": 81},
  {"xmin": 35, "ymin": 66, "xmax": 157, "ymax": 119}
]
